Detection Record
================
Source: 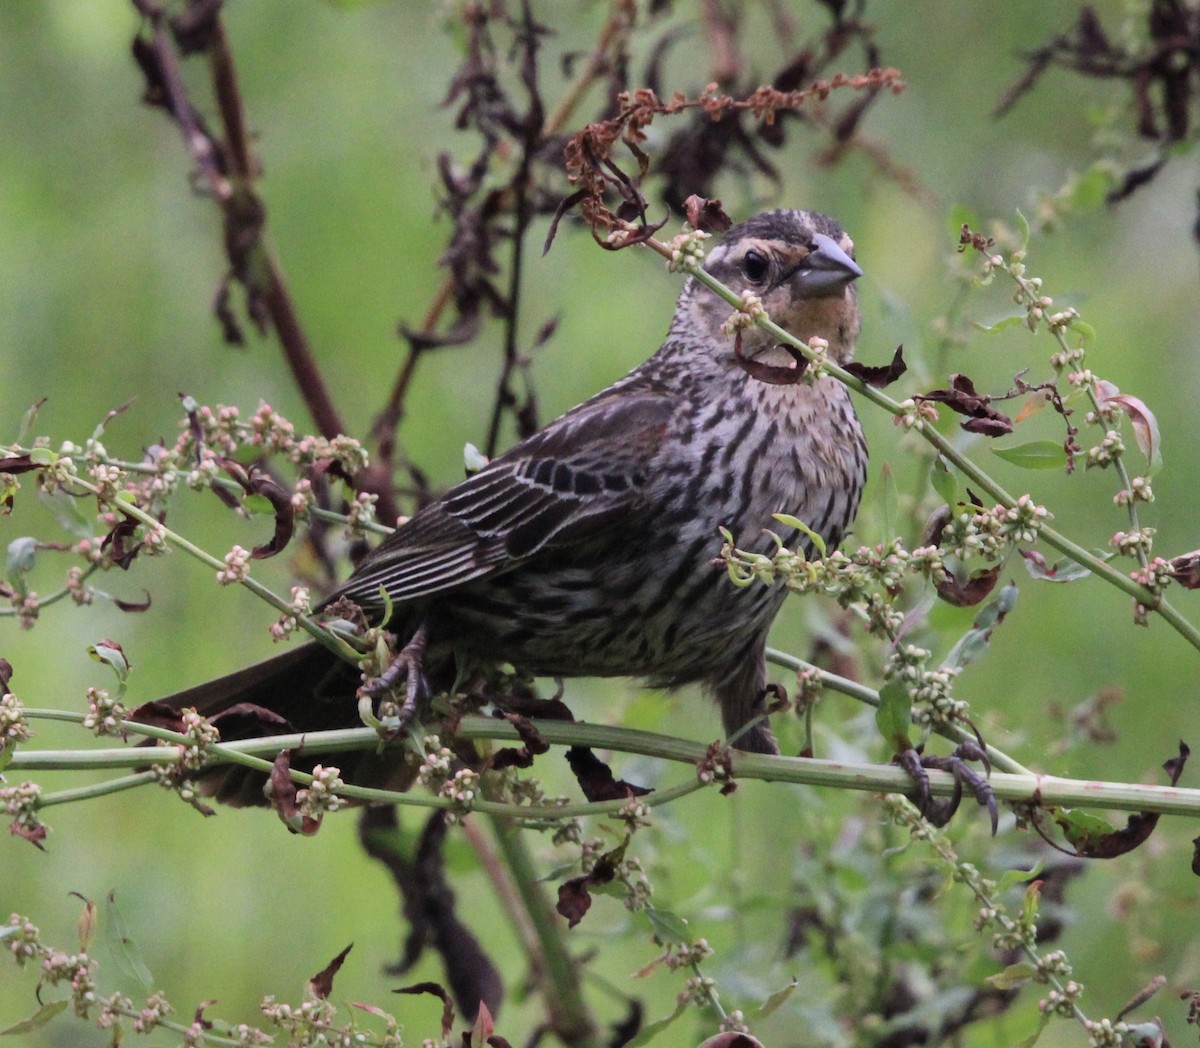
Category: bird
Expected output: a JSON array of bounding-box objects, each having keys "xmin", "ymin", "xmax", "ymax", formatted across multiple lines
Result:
[{"xmin": 161, "ymin": 208, "xmax": 868, "ymax": 804}]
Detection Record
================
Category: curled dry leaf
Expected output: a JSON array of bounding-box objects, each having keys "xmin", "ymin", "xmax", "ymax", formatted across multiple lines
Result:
[
  {"xmin": 917, "ymin": 374, "xmax": 1013, "ymax": 436},
  {"xmin": 1094, "ymin": 380, "xmax": 1162, "ymax": 474},
  {"xmin": 309, "ymin": 943, "xmax": 353, "ymax": 1000},
  {"xmin": 844, "ymin": 345, "xmax": 907, "ymax": 388}
]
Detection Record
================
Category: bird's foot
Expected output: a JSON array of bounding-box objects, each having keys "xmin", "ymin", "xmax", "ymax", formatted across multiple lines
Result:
[
  {"xmin": 358, "ymin": 622, "xmax": 431, "ymax": 736},
  {"xmin": 896, "ymin": 740, "xmax": 998, "ymax": 834}
]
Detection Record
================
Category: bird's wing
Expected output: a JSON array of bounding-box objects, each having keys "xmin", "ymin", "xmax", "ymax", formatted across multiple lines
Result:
[{"xmin": 326, "ymin": 390, "xmax": 672, "ymax": 611}]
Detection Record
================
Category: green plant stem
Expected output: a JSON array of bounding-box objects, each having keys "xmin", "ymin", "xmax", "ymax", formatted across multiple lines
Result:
[
  {"xmin": 487, "ymin": 815, "xmax": 602, "ymax": 1047},
  {"xmin": 13, "ymin": 715, "xmax": 1200, "ymax": 819},
  {"xmin": 765, "ymin": 647, "xmax": 1034, "ymax": 776},
  {"xmin": 673, "ymin": 257, "xmax": 1200, "ymax": 653},
  {"xmin": 59, "ymin": 471, "xmax": 362, "ymax": 664}
]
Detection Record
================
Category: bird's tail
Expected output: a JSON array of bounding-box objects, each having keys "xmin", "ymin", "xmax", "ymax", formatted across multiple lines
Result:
[{"xmin": 151, "ymin": 643, "xmax": 399, "ymax": 807}]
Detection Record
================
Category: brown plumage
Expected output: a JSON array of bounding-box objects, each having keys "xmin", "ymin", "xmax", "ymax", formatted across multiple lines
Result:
[{"xmin": 166, "ymin": 208, "xmax": 868, "ymax": 803}]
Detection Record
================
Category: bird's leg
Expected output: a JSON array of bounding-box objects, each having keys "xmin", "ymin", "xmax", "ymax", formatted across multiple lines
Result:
[
  {"xmin": 359, "ymin": 621, "xmax": 431, "ymax": 731},
  {"xmin": 896, "ymin": 740, "xmax": 998, "ymax": 833}
]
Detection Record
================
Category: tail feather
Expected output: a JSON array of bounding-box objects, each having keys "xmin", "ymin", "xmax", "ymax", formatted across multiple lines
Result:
[{"xmin": 156, "ymin": 643, "xmax": 378, "ymax": 807}]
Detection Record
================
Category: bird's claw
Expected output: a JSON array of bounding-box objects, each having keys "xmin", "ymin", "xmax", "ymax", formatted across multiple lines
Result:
[
  {"xmin": 359, "ymin": 623, "xmax": 431, "ymax": 736},
  {"xmin": 897, "ymin": 741, "xmax": 998, "ymax": 834}
]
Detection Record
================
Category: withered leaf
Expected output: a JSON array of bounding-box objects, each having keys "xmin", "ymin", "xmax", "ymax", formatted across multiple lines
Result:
[
  {"xmin": 101, "ymin": 514, "xmax": 144, "ymax": 570},
  {"xmin": 490, "ymin": 712, "xmax": 549, "ymax": 771},
  {"xmin": 934, "ymin": 564, "xmax": 1002, "ymax": 607},
  {"xmin": 845, "ymin": 345, "xmax": 907, "ymax": 388},
  {"xmin": 1167, "ymin": 550, "xmax": 1200, "ymax": 589},
  {"xmin": 309, "ymin": 943, "xmax": 353, "ymax": 1000},
  {"xmin": 682, "ymin": 194, "xmax": 732, "ymax": 233},
  {"xmin": 128, "ymin": 700, "xmax": 188, "ymax": 734},
  {"xmin": 918, "ymin": 374, "xmax": 1013, "ymax": 436},
  {"xmin": 216, "ymin": 457, "xmax": 294, "ymax": 559},
  {"xmin": 565, "ymin": 745, "xmax": 651, "ymax": 802},
  {"xmin": 732, "ymin": 332, "xmax": 809, "ymax": 386},
  {"xmin": 267, "ymin": 749, "xmax": 321, "ymax": 836},
  {"xmin": 1056, "ymin": 742, "xmax": 1189, "ymax": 859},
  {"xmin": 114, "ymin": 591, "xmax": 153, "ymax": 613},
  {"xmin": 9, "ymin": 819, "xmax": 47, "ymax": 850},
  {"xmin": 393, "ymin": 982, "xmax": 455, "ymax": 1042}
]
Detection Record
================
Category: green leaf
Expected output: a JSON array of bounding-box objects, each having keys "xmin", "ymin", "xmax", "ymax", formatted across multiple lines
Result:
[
  {"xmin": 624, "ymin": 1003, "xmax": 687, "ymax": 1048},
  {"xmin": 88, "ymin": 641, "xmax": 130, "ymax": 684},
  {"xmin": 942, "ymin": 582, "xmax": 1018, "ymax": 671},
  {"xmin": 1014, "ymin": 208, "xmax": 1031, "ymax": 250},
  {"xmin": 772, "ymin": 513, "xmax": 826, "ymax": 558},
  {"xmin": 17, "ymin": 399, "xmax": 46, "ymax": 445},
  {"xmin": 76, "ymin": 894, "xmax": 97, "ymax": 952},
  {"xmin": 5, "ymin": 537, "xmax": 38, "ymax": 591},
  {"xmin": 986, "ymin": 961, "xmax": 1037, "ymax": 990},
  {"xmin": 929, "ymin": 456, "xmax": 957, "ymax": 507},
  {"xmin": 1, "ymin": 1000, "xmax": 68, "ymax": 1036},
  {"xmin": 972, "ymin": 315, "xmax": 1026, "ymax": 335},
  {"xmin": 104, "ymin": 890, "xmax": 154, "ymax": 990},
  {"xmin": 1014, "ymin": 1011, "xmax": 1053, "ymax": 1048},
  {"xmin": 1068, "ymin": 318, "xmax": 1095, "ymax": 346},
  {"xmin": 879, "ymin": 463, "xmax": 898, "ymax": 542},
  {"xmin": 995, "ymin": 861, "xmax": 1043, "ymax": 893},
  {"xmin": 991, "ymin": 441, "xmax": 1068, "ymax": 470},
  {"xmin": 1020, "ymin": 549, "xmax": 1094, "ymax": 583},
  {"xmin": 1055, "ymin": 808, "xmax": 1116, "ymax": 851},
  {"xmin": 1066, "ymin": 166, "xmax": 1115, "ymax": 211},
  {"xmin": 760, "ymin": 977, "xmax": 799, "ymax": 1016},
  {"xmin": 875, "ymin": 680, "xmax": 912, "ymax": 749},
  {"xmin": 643, "ymin": 907, "xmax": 690, "ymax": 946}
]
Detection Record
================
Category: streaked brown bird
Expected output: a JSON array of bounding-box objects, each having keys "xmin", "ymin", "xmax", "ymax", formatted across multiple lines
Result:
[{"xmin": 166, "ymin": 208, "xmax": 868, "ymax": 803}]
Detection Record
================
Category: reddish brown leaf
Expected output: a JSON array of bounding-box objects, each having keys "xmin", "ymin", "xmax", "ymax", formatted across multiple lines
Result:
[
  {"xmin": 0, "ymin": 454, "xmax": 40, "ymax": 475},
  {"xmin": 934, "ymin": 564, "xmax": 1001, "ymax": 607},
  {"xmin": 469, "ymin": 1000, "xmax": 495, "ymax": 1047},
  {"xmin": 100, "ymin": 514, "xmax": 143, "ymax": 570},
  {"xmin": 845, "ymin": 345, "xmax": 907, "ymax": 388},
  {"xmin": 697, "ymin": 1035, "xmax": 766, "ymax": 1048},
  {"xmin": 961, "ymin": 415, "xmax": 1014, "ymax": 437},
  {"xmin": 1163, "ymin": 740, "xmax": 1190, "ymax": 786},
  {"xmin": 394, "ymin": 982, "xmax": 455, "ymax": 1041},
  {"xmin": 191, "ymin": 1001, "xmax": 216, "ymax": 1032},
  {"xmin": 682, "ymin": 194, "xmax": 732, "ymax": 233},
  {"xmin": 732, "ymin": 331, "xmax": 810, "ymax": 385},
  {"xmin": 9, "ymin": 819, "xmax": 47, "ymax": 850},
  {"xmin": 309, "ymin": 943, "xmax": 353, "ymax": 1000},
  {"xmin": 1167, "ymin": 550, "xmax": 1200, "ymax": 589},
  {"xmin": 565, "ymin": 746, "xmax": 651, "ymax": 802},
  {"xmin": 128, "ymin": 700, "xmax": 188, "ymax": 734},
  {"xmin": 216, "ymin": 457, "xmax": 295, "ymax": 559},
  {"xmin": 556, "ymin": 846, "xmax": 622, "ymax": 928},
  {"xmin": 489, "ymin": 712, "xmax": 549, "ymax": 771},
  {"xmin": 114, "ymin": 591, "xmax": 153, "ymax": 613},
  {"xmin": 556, "ymin": 875, "xmax": 595, "ymax": 928},
  {"xmin": 268, "ymin": 749, "xmax": 320, "ymax": 835},
  {"xmin": 917, "ymin": 374, "xmax": 1013, "ymax": 436},
  {"xmin": 1056, "ymin": 743, "xmax": 1188, "ymax": 859}
]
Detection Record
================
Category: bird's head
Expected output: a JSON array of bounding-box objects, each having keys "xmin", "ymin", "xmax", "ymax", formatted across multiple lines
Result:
[{"xmin": 673, "ymin": 208, "xmax": 862, "ymax": 368}]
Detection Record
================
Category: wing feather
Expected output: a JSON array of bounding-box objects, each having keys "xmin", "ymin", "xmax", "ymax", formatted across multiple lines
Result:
[{"xmin": 324, "ymin": 391, "xmax": 672, "ymax": 613}]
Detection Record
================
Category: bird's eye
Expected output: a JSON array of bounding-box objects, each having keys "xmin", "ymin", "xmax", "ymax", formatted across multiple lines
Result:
[{"xmin": 742, "ymin": 250, "xmax": 769, "ymax": 283}]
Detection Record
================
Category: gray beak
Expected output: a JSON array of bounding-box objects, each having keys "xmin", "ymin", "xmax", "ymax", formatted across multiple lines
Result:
[{"xmin": 794, "ymin": 233, "xmax": 863, "ymax": 297}]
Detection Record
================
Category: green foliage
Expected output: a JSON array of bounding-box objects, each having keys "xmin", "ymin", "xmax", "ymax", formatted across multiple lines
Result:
[{"xmin": 5, "ymin": 2, "xmax": 1200, "ymax": 1047}]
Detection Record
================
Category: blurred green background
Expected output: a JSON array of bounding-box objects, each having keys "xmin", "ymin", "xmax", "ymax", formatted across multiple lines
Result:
[{"xmin": 3, "ymin": 2, "xmax": 1200, "ymax": 1045}]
